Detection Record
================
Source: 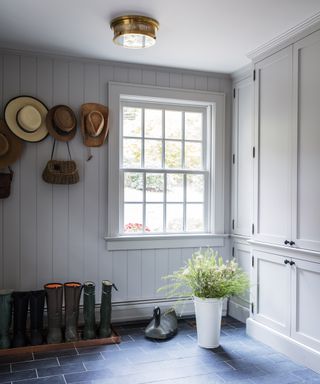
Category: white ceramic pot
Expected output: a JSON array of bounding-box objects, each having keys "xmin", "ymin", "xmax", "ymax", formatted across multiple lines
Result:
[{"xmin": 193, "ymin": 296, "xmax": 223, "ymax": 348}]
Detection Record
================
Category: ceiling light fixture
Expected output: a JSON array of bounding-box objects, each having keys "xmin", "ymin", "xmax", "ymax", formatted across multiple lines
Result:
[{"xmin": 110, "ymin": 15, "xmax": 159, "ymax": 49}]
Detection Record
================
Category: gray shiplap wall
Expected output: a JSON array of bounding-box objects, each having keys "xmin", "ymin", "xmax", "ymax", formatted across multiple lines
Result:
[{"xmin": 0, "ymin": 50, "xmax": 232, "ymax": 305}]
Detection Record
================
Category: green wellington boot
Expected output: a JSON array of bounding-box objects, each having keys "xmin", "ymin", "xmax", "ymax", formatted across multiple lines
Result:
[
  {"xmin": 83, "ymin": 282, "xmax": 96, "ymax": 340},
  {"xmin": 0, "ymin": 289, "xmax": 13, "ymax": 349},
  {"xmin": 44, "ymin": 283, "xmax": 63, "ymax": 344},
  {"xmin": 98, "ymin": 280, "xmax": 117, "ymax": 338},
  {"xmin": 64, "ymin": 282, "xmax": 82, "ymax": 342}
]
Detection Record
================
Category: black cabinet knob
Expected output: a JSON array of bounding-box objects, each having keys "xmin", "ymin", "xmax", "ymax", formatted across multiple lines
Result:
[
  {"xmin": 289, "ymin": 241, "xmax": 295, "ymax": 246},
  {"xmin": 284, "ymin": 259, "xmax": 290, "ymax": 264},
  {"xmin": 284, "ymin": 240, "xmax": 290, "ymax": 245},
  {"xmin": 290, "ymin": 261, "xmax": 295, "ymax": 266}
]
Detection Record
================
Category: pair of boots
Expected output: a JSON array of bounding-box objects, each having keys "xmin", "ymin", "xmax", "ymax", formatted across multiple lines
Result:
[
  {"xmin": 83, "ymin": 280, "xmax": 116, "ymax": 340},
  {"xmin": 44, "ymin": 282, "xmax": 82, "ymax": 344}
]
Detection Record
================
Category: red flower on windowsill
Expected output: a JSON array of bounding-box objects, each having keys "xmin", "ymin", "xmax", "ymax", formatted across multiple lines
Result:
[{"xmin": 124, "ymin": 223, "xmax": 151, "ymax": 232}]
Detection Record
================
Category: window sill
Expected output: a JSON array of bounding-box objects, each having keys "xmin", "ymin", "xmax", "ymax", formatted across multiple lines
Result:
[{"xmin": 104, "ymin": 233, "xmax": 228, "ymax": 251}]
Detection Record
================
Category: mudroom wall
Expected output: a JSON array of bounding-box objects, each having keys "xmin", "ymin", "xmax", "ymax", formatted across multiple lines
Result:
[{"xmin": 0, "ymin": 49, "xmax": 232, "ymax": 313}]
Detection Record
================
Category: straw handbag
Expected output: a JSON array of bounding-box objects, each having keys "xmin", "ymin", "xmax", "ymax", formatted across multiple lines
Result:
[{"xmin": 42, "ymin": 140, "xmax": 79, "ymax": 185}]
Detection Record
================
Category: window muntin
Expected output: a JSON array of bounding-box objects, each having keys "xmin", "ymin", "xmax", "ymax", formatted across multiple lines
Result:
[{"xmin": 120, "ymin": 100, "xmax": 210, "ymax": 235}]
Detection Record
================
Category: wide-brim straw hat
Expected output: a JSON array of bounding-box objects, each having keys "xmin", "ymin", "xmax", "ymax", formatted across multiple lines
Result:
[
  {"xmin": 46, "ymin": 105, "xmax": 77, "ymax": 142},
  {"xmin": 0, "ymin": 120, "xmax": 24, "ymax": 168},
  {"xmin": 80, "ymin": 103, "xmax": 109, "ymax": 147},
  {"xmin": 4, "ymin": 96, "xmax": 48, "ymax": 142}
]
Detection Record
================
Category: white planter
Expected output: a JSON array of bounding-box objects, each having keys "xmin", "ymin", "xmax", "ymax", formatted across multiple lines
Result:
[{"xmin": 193, "ymin": 296, "xmax": 223, "ymax": 348}]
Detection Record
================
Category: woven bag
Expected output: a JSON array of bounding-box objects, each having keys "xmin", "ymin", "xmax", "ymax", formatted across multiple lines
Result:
[
  {"xmin": 0, "ymin": 167, "xmax": 13, "ymax": 198},
  {"xmin": 42, "ymin": 140, "xmax": 79, "ymax": 185}
]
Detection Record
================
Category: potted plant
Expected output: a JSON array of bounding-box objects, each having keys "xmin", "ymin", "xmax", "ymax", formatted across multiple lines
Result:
[{"xmin": 159, "ymin": 247, "xmax": 249, "ymax": 348}]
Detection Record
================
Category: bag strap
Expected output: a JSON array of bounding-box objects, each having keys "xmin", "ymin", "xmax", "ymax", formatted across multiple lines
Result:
[{"xmin": 50, "ymin": 140, "xmax": 72, "ymax": 160}]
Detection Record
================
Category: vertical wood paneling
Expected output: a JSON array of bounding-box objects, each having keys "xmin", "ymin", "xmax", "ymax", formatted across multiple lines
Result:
[
  {"xmin": 3, "ymin": 54, "xmax": 21, "ymax": 289},
  {"xmin": 20, "ymin": 56, "xmax": 37, "ymax": 290},
  {"xmin": 68, "ymin": 61, "xmax": 85, "ymax": 282},
  {"xmin": 52, "ymin": 60, "xmax": 69, "ymax": 282},
  {"xmin": 0, "ymin": 50, "xmax": 230, "ymax": 303},
  {"xmin": 36, "ymin": 57, "xmax": 54, "ymax": 287}
]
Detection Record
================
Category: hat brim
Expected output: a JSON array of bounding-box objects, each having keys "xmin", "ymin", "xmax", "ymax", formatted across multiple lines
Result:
[
  {"xmin": 80, "ymin": 103, "xmax": 109, "ymax": 147},
  {"xmin": 46, "ymin": 105, "xmax": 77, "ymax": 142},
  {"xmin": 4, "ymin": 96, "xmax": 49, "ymax": 143},
  {"xmin": 0, "ymin": 120, "xmax": 24, "ymax": 168}
]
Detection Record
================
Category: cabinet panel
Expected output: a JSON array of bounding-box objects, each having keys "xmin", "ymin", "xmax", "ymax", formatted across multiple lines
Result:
[
  {"xmin": 254, "ymin": 47, "xmax": 292, "ymax": 245},
  {"xmin": 291, "ymin": 258, "xmax": 320, "ymax": 352},
  {"xmin": 293, "ymin": 30, "xmax": 320, "ymax": 252},
  {"xmin": 254, "ymin": 250, "xmax": 290, "ymax": 335},
  {"xmin": 232, "ymin": 78, "xmax": 253, "ymax": 236}
]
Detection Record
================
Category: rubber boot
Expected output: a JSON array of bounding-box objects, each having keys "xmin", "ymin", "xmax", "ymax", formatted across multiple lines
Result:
[
  {"xmin": 0, "ymin": 289, "xmax": 13, "ymax": 349},
  {"xmin": 30, "ymin": 290, "xmax": 45, "ymax": 345},
  {"xmin": 98, "ymin": 280, "xmax": 116, "ymax": 338},
  {"xmin": 12, "ymin": 291, "xmax": 30, "ymax": 347},
  {"xmin": 64, "ymin": 282, "xmax": 82, "ymax": 342},
  {"xmin": 44, "ymin": 283, "xmax": 63, "ymax": 344},
  {"xmin": 83, "ymin": 282, "xmax": 96, "ymax": 340}
]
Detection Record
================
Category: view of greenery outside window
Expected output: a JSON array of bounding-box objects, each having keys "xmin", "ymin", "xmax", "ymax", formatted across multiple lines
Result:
[{"xmin": 121, "ymin": 100, "xmax": 210, "ymax": 235}]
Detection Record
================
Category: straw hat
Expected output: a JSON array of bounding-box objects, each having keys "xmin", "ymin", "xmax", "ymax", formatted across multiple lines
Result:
[
  {"xmin": 46, "ymin": 105, "xmax": 77, "ymax": 142},
  {"xmin": 0, "ymin": 120, "xmax": 24, "ymax": 168},
  {"xmin": 4, "ymin": 96, "xmax": 48, "ymax": 142},
  {"xmin": 80, "ymin": 103, "xmax": 109, "ymax": 147}
]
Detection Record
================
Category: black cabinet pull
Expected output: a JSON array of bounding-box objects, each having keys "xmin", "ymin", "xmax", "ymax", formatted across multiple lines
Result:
[
  {"xmin": 284, "ymin": 240, "xmax": 290, "ymax": 245},
  {"xmin": 284, "ymin": 259, "xmax": 290, "ymax": 264},
  {"xmin": 289, "ymin": 241, "xmax": 295, "ymax": 246},
  {"xmin": 290, "ymin": 261, "xmax": 295, "ymax": 266}
]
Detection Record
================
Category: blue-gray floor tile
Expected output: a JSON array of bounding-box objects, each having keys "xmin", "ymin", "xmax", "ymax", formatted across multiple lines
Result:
[
  {"xmin": 64, "ymin": 368, "xmax": 114, "ymax": 383},
  {"xmin": 13, "ymin": 375, "xmax": 65, "ymax": 384},
  {"xmin": 37, "ymin": 362, "xmax": 86, "ymax": 377},
  {"xmin": 0, "ymin": 369, "xmax": 36, "ymax": 383},
  {"xmin": 59, "ymin": 353, "xmax": 104, "ymax": 365},
  {"xmin": 12, "ymin": 358, "xmax": 59, "ymax": 372}
]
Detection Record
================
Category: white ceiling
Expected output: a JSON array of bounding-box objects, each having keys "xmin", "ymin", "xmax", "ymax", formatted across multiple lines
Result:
[{"xmin": 0, "ymin": 0, "xmax": 320, "ymax": 74}]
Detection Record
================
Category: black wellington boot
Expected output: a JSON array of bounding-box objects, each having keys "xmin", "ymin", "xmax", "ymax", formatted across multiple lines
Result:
[
  {"xmin": 83, "ymin": 282, "xmax": 96, "ymax": 340},
  {"xmin": 99, "ymin": 281, "xmax": 117, "ymax": 338},
  {"xmin": 64, "ymin": 282, "xmax": 82, "ymax": 342},
  {"xmin": 44, "ymin": 283, "xmax": 63, "ymax": 344},
  {"xmin": 12, "ymin": 291, "xmax": 30, "ymax": 347},
  {"xmin": 30, "ymin": 290, "xmax": 45, "ymax": 345},
  {"xmin": 0, "ymin": 289, "xmax": 13, "ymax": 349}
]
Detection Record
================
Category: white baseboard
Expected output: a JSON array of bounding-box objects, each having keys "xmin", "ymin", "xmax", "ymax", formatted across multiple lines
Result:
[
  {"xmin": 228, "ymin": 300, "xmax": 249, "ymax": 324},
  {"xmin": 247, "ymin": 318, "xmax": 320, "ymax": 374}
]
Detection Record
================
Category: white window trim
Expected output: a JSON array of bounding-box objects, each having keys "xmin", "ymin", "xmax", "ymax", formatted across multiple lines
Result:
[{"xmin": 106, "ymin": 82, "xmax": 226, "ymax": 250}]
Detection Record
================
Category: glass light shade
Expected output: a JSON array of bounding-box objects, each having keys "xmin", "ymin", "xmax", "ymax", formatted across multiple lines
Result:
[{"xmin": 110, "ymin": 15, "xmax": 159, "ymax": 49}]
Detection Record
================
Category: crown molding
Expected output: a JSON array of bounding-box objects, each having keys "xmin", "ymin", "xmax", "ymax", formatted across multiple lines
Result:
[{"xmin": 247, "ymin": 11, "xmax": 320, "ymax": 62}]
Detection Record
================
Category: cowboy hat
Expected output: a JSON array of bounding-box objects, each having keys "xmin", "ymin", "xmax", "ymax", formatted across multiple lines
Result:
[
  {"xmin": 80, "ymin": 103, "xmax": 109, "ymax": 147},
  {"xmin": 0, "ymin": 120, "xmax": 24, "ymax": 168},
  {"xmin": 4, "ymin": 96, "xmax": 49, "ymax": 142},
  {"xmin": 46, "ymin": 105, "xmax": 77, "ymax": 142}
]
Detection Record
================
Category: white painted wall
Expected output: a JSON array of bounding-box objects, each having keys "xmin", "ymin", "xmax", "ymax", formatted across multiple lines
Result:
[{"xmin": 0, "ymin": 50, "xmax": 232, "ymax": 309}]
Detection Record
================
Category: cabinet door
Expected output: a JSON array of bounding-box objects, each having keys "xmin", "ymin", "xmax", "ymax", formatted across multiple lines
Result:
[
  {"xmin": 232, "ymin": 78, "xmax": 253, "ymax": 236},
  {"xmin": 254, "ymin": 47, "xmax": 292, "ymax": 245},
  {"xmin": 232, "ymin": 242, "xmax": 251, "ymax": 307},
  {"xmin": 253, "ymin": 250, "xmax": 291, "ymax": 335},
  {"xmin": 292, "ymin": 30, "xmax": 320, "ymax": 252},
  {"xmin": 291, "ymin": 258, "xmax": 320, "ymax": 352}
]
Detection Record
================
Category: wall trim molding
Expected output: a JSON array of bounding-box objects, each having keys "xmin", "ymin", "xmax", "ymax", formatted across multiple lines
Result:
[
  {"xmin": 231, "ymin": 64, "xmax": 252, "ymax": 83},
  {"xmin": 228, "ymin": 300, "xmax": 249, "ymax": 324},
  {"xmin": 247, "ymin": 318, "xmax": 320, "ymax": 374},
  {"xmin": 247, "ymin": 12, "xmax": 320, "ymax": 62}
]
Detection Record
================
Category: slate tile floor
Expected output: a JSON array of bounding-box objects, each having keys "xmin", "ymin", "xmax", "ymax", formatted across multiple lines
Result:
[{"xmin": 1, "ymin": 317, "xmax": 320, "ymax": 384}]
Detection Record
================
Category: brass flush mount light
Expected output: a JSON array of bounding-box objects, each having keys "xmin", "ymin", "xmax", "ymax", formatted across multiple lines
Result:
[{"xmin": 110, "ymin": 15, "xmax": 159, "ymax": 49}]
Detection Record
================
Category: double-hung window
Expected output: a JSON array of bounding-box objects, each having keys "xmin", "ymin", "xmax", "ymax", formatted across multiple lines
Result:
[{"xmin": 107, "ymin": 82, "xmax": 225, "ymax": 249}]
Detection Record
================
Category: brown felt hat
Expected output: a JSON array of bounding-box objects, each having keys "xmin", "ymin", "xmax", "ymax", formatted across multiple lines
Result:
[
  {"xmin": 0, "ymin": 120, "xmax": 24, "ymax": 168},
  {"xmin": 4, "ymin": 96, "xmax": 49, "ymax": 142},
  {"xmin": 80, "ymin": 103, "xmax": 109, "ymax": 147},
  {"xmin": 46, "ymin": 105, "xmax": 77, "ymax": 142}
]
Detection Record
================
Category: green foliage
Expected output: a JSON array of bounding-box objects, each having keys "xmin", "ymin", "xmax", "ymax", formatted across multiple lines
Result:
[{"xmin": 159, "ymin": 247, "xmax": 249, "ymax": 299}]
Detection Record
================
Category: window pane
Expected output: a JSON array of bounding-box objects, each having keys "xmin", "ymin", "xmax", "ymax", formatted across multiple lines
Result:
[
  {"xmin": 165, "ymin": 141, "xmax": 182, "ymax": 168},
  {"xmin": 185, "ymin": 142, "xmax": 202, "ymax": 169},
  {"xmin": 123, "ymin": 107, "xmax": 142, "ymax": 137},
  {"xmin": 145, "ymin": 140, "xmax": 162, "ymax": 168},
  {"xmin": 146, "ymin": 173, "xmax": 164, "ymax": 202},
  {"xmin": 185, "ymin": 112, "xmax": 202, "ymax": 140},
  {"xmin": 165, "ymin": 111, "xmax": 182, "ymax": 139},
  {"xmin": 167, "ymin": 174, "xmax": 184, "ymax": 202},
  {"xmin": 123, "ymin": 139, "xmax": 142, "ymax": 168},
  {"xmin": 166, "ymin": 204, "xmax": 183, "ymax": 232},
  {"xmin": 124, "ymin": 172, "xmax": 143, "ymax": 202},
  {"xmin": 124, "ymin": 204, "xmax": 143, "ymax": 233},
  {"xmin": 186, "ymin": 204, "xmax": 204, "ymax": 232},
  {"xmin": 145, "ymin": 109, "xmax": 162, "ymax": 138},
  {"xmin": 187, "ymin": 174, "xmax": 204, "ymax": 202},
  {"xmin": 146, "ymin": 204, "xmax": 163, "ymax": 232}
]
